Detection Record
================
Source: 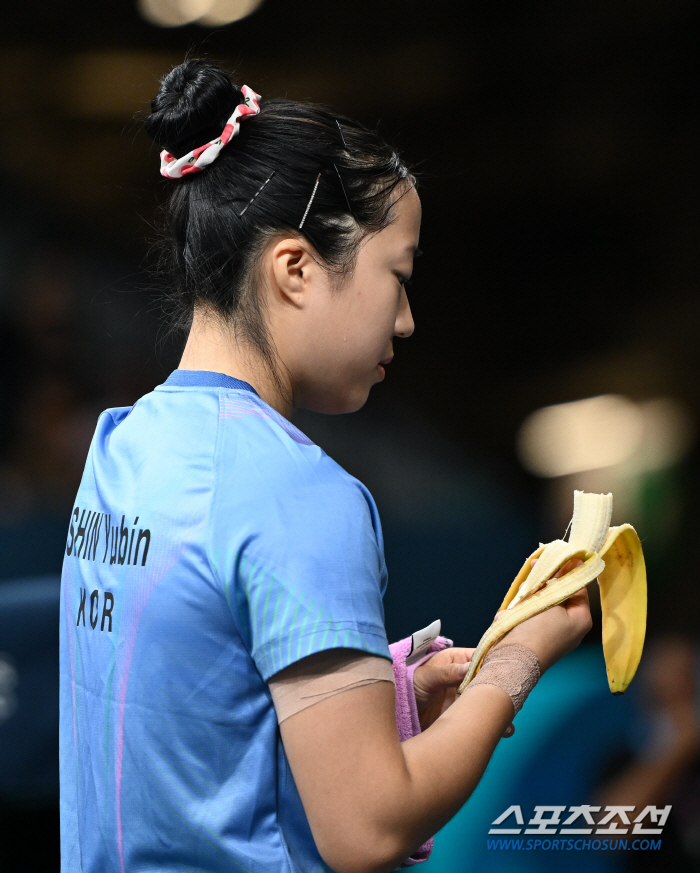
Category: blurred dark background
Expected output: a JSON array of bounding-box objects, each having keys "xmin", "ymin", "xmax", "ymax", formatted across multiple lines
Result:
[{"xmin": 1, "ymin": 0, "xmax": 700, "ymax": 870}]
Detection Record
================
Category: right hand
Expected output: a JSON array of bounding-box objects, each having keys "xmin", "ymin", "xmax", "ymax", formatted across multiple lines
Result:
[{"xmin": 494, "ymin": 585, "xmax": 593, "ymax": 674}]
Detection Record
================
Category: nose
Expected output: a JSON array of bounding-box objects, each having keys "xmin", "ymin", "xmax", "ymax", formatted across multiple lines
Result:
[{"xmin": 394, "ymin": 287, "xmax": 415, "ymax": 338}]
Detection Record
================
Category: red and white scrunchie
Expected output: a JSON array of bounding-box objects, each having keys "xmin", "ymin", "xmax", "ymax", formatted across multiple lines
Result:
[{"xmin": 159, "ymin": 85, "xmax": 261, "ymax": 179}]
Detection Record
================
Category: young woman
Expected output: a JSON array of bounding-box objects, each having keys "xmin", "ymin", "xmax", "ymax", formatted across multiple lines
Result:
[{"xmin": 58, "ymin": 60, "xmax": 592, "ymax": 873}]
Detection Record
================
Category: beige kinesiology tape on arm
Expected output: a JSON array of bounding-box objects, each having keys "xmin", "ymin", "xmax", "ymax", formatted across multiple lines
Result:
[
  {"xmin": 268, "ymin": 648, "xmax": 395, "ymax": 724},
  {"xmin": 465, "ymin": 643, "xmax": 540, "ymax": 717}
]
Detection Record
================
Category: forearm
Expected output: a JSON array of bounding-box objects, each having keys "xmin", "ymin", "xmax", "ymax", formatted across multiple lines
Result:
[
  {"xmin": 284, "ymin": 679, "xmax": 513, "ymax": 873},
  {"xmin": 375, "ymin": 684, "xmax": 514, "ymax": 870}
]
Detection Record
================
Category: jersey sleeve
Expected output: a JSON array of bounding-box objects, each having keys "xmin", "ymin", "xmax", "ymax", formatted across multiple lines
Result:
[{"xmin": 209, "ymin": 432, "xmax": 392, "ymax": 681}]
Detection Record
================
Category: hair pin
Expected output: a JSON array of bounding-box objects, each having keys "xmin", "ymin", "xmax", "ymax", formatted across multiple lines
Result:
[
  {"xmin": 299, "ymin": 172, "xmax": 322, "ymax": 230},
  {"xmin": 333, "ymin": 163, "xmax": 354, "ymax": 217},
  {"xmin": 335, "ymin": 120, "xmax": 348, "ymax": 150},
  {"xmin": 239, "ymin": 170, "xmax": 276, "ymax": 217}
]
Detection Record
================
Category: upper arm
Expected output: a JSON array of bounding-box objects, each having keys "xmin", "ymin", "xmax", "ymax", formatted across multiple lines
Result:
[
  {"xmin": 278, "ymin": 676, "xmax": 407, "ymax": 873},
  {"xmin": 211, "ymin": 450, "xmax": 391, "ymax": 680},
  {"xmin": 268, "ymin": 647, "xmax": 395, "ymax": 724}
]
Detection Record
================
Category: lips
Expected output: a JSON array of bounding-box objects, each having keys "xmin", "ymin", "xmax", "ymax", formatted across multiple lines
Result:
[{"xmin": 379, "ymin": 356, "xmax": 394, "ymax": 366}]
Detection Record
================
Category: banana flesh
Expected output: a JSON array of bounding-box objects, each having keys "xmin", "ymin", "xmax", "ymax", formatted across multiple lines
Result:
[
  {"xmin": 457, "ymin": 491, "xmax": 647, "ymax": 697},
  {"xmin": 569, "ymin": 490, "xmax": 613, "ymax": 553}
]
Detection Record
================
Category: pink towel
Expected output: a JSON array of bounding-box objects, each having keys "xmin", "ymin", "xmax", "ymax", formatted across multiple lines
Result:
[{"xmin": 389, "ymin": 630, "xmax": 453, "ymax": 866}]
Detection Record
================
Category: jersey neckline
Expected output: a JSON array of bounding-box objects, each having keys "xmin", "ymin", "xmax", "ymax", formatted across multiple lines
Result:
[{"xmin": 163, "ymin": 369, "xmax": 260, "ymax": 397}]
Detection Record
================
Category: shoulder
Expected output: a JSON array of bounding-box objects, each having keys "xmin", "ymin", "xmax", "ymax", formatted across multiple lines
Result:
[
  {"xmin": 87, "ymin": 405, "xmax": 133, "ymax": 451},
  {"xmin": 97, "ymin": 405, "xmax": 133, "ymax": 429},
  {"xmin": 212, "ymin": 392, "xmax": 385, "ymax": 558},
  {"xmin": 217, "ymin": 390, "xmax": 376, "ymax": 510}
]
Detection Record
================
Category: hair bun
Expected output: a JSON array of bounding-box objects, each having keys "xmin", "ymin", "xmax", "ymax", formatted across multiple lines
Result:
[{"xmin": 145, "ymin": 59, "xmax": 242, "ymax": 157}]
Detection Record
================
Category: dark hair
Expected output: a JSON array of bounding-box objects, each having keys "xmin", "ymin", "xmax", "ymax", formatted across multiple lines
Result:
[{"xmin": 144, "ymin": 59, "xmax": 413, "ymax": 389}]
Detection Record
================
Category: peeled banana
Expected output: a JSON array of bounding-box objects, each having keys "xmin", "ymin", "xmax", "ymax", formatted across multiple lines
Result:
[{"xmin": 457, "ymin": 491, "xmax": 647, "ymax": 697}]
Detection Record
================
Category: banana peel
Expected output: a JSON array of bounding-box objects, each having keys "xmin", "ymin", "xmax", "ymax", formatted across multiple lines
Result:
[
  {"xmin": 457, "ymin": 491, "xmax": 647, "ymax": 697},
  {"xmin": 598, "ymin": 524, "xmax": 647, "ymax": 694}
]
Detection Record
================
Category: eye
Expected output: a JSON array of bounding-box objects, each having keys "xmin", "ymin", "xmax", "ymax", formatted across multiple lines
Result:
[{"xmin": 397, "ymin": 275, "xmax": 413, "ymax": 289}]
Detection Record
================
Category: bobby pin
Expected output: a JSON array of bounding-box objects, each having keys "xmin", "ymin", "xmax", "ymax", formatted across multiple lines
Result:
[
  {"xmin": 299, "ymin": 172, "xmax": 321, "ymax": 230},
  {"xmin": 335, "ymin": 120, "xmax": 348, "ymax": 150},
  {"xmin": 333, "ymin": 163, "xmax": 355, "ymax": 217},
  {"xmin": 239, "ymin": 170, "xmax": 276, "ymax": 217}
]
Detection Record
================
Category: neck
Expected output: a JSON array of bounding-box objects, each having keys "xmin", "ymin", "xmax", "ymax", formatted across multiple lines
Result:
[{"xmin": 178, "ymin": 308, "xmax": 292, "ymax": 417}]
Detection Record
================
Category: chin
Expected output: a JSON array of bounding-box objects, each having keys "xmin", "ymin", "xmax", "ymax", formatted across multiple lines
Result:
[{"xmin": 300, "ymin": 385, "xmax": 371, "ymax": 416}]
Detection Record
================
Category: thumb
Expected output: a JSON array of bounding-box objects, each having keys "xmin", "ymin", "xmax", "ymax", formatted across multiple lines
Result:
[
  {"xmin": 415, "ymin": 661, "xmax": 469, "ymax": 692},
  {"xmin": 436, "ymin": 662, "xmax": 469, "ymax": 687}
]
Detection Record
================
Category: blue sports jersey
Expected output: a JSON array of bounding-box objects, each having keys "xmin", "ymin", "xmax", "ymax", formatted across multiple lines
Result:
[{"xmin": 59, "ymin": 369, "xmax": 393, "ymax": 873}]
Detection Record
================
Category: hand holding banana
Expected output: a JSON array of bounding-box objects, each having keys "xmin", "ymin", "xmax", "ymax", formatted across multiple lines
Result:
[{"xmin": 457, "ymin": 490, "xmax": 647, "ymax": 696}]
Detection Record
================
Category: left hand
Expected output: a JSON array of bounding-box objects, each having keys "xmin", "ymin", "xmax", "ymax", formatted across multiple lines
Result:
[
  {"xmin": 411, "ymin": 559, "xmax": 584, "ymax": 735},
  {"xmin": 412, "ymin": 647, "xmax": 517, "ymax": 736}
]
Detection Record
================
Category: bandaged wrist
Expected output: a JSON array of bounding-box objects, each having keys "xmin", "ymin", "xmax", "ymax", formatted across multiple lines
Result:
[{"xmin": 467, "ymin": 643, "xmax": 540, "ymax": 717}]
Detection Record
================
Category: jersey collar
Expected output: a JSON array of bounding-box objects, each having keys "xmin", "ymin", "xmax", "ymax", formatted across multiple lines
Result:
[{"xmin": 163, "ymin": 370, "xmax": 260, "ymax": 397}]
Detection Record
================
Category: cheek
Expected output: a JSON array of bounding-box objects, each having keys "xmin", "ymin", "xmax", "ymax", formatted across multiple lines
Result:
[
  {"xmin": 356, "ymin": 282, "xmax": 398, "ymax": 329},
  {"xmin": 347, "ymin": 308, "xmax": 390, "ymax": 359}
]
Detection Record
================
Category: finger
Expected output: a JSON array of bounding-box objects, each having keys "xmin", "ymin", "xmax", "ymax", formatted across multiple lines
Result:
[
  {"xmin": 563, "ymin": 586, "xmax": 590, "ymax": 611},
  {"xmin": 415, "ymin": 661, "xmax": 470, "ymax": 693},
  {"xmin": 435, "ymin": 663, "xmax": 469, "ymax": 687},
  {"xmin": 554, "ymin": 557, "xmax": 584, "ymax": 578},
  {"xmin": 451, "ymin": 647, "xmax": 475, "ymax": 663},
  {"xmin": 532, "ymin": 556, "xmax": 584, "ymax": 577},
  {"xmin": 453, "ymin": 663, "xmax": 470, "ymax": 683}
]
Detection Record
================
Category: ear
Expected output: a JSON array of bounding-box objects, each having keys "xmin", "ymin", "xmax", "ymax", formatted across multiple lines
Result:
[{"xmin": 269, "ymin": 237, "xmax": 320, "ymax": 308}]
